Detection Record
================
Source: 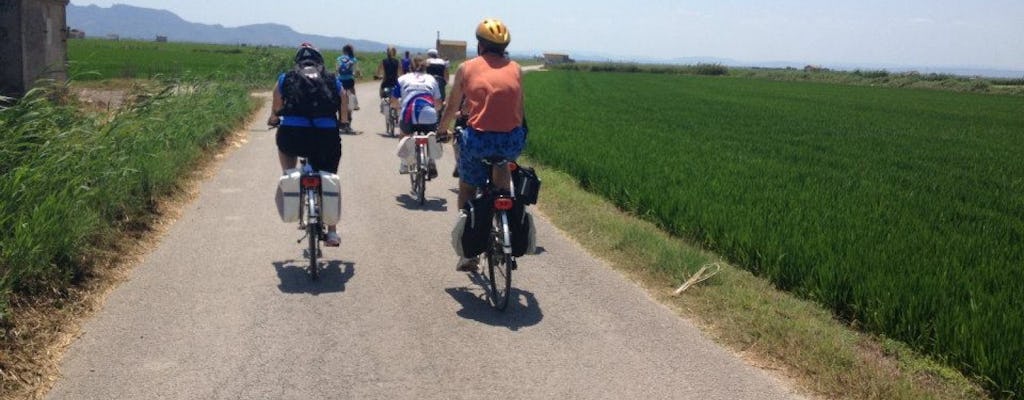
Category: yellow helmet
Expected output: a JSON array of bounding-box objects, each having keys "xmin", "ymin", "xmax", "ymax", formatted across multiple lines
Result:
[{"xmin": 476, "ymin": 18, "xmax": 510, "ymax": 45}]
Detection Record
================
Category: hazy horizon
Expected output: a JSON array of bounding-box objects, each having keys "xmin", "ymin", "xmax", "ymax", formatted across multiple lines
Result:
[{"xmin": 69, "ymin": 1, "xmax": 1024, "ymax": 75}]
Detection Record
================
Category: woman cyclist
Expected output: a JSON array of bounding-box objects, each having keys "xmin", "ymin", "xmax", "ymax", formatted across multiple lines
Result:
[
  {"xmin": 438, "ymin": 18, "xmax": 526, "ymax": 271},
  {"xmin": 375, "ymin": 46, "xmax": 401, "ymax": 105},
  {"xmin": 336, "ymin": 44, "xmax": 360, "ymax": 132},
  {"xmin": 391, "ymin": 55, "xmax": 443, "ymax": 177},
  {"xmin": 268, "ymin": 43, "xmax": 348, "ymax": 246}
]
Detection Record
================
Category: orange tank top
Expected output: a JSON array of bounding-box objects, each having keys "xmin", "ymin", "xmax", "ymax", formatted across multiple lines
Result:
[{"xmin": 460, "ymin": 54, "xmax": 523, "ymax": 132}]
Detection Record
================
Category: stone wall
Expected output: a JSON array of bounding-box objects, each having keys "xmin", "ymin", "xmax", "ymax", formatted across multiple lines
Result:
[{"xmin": 0, "ymin": 0, "xmax": 69, "ymax": 97}]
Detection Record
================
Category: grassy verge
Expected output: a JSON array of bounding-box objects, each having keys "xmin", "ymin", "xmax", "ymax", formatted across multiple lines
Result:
[
  {"xmin": 525, "ymin": 157, "xmax": 986, "ymax": 399},
  {"xmin": 0, "ymin": 80, "xmax": 260, "ymax": 398}
]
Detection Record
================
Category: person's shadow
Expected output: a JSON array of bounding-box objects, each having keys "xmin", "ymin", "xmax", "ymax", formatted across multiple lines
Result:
[
  {"xmin": 272, "ymin": 259, "xmax": 355, "ymax": 295},
  {"xmin": 395, "ymin": 194, "xmax": 448, "ymax": 212},
  {"xmin": 444, "ymin": 272, "xmax": 543, "ymax": 331}
]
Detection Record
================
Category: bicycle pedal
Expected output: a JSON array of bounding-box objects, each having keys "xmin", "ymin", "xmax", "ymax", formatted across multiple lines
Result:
[{"xmin": 303, "ymin": 249, "xmax": 310, "ymax": 259}]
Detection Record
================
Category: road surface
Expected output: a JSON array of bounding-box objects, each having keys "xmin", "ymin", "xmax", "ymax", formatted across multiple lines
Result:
[{"xmin": 47, "ymin": 80, "xmax": 800, "ymax": 399}]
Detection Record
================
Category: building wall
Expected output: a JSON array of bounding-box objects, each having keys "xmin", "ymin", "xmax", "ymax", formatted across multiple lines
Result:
[
  {"xmin": 0, "ymin": 0, "xmax": 26, "ymax": 96},
  {"xmin": 436, "ymin": 40, "xmax": 466, "ymax": 62},
  {"xmin": 0, "ymin": 0, "xmax": 68, "ymax": 97}
]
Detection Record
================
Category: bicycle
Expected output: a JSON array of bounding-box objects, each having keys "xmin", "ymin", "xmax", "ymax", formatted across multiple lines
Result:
[
  {"xmin": 478, "ymin": 156, "xmax": 519, "ymax": 311},
  {"xmin": 406, "ymin": 126, "xmax": 439, "ymax": 206},
  {"xmin": 296, "ymin": 158, "xmax": 325, "ymax": 279},
  {"xmin": 379, "ymin": 86, "xmax": 398, "ymax": 137}
]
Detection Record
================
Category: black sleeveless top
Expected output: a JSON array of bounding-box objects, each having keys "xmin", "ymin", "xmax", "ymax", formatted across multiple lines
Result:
[{"xmin": 381, "ymin": 58, "xmax": 400, "ymax": 86}]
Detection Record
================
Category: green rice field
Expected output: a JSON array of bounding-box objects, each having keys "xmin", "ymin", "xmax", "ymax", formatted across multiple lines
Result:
[
  {"xmin": 67, "ymin": 38, "xmax": 385, "ymax": 85},
  {"xmin": 524, "ymin": 70, "xmax": 1024, "ymax": 395}
]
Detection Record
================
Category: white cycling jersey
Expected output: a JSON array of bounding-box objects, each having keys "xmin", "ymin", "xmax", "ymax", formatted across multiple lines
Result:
[{"xmin": 392, "ymin": 72, "xmax": 442, "ymax": 124}]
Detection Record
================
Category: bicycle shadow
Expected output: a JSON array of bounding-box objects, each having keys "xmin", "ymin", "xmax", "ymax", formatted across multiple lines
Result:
[
  {"xmin": 272, "ymin": 259, "xmax": 355, "ymax": 295},
  {"xmin": 444, "ymin": 273, "xmax": 543, "ymax": 331},
  {"xmin": 395, "ymin": 194, "xmax": 448, "ymax": 212}
]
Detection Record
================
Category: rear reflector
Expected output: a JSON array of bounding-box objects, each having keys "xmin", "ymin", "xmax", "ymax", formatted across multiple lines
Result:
[
  {"xmin": 508, "ymin": 162, "xmax": 518, "ymax": 171},
  {"xmin": 494, "ymin": 197, "xmax": 514, "ymax": 211},
  {"xmin": 415, "ymin": 138, "xmax": 429, "ymax": 145},
  {"xmin": 301, "ymin": 176, "xmax": 321, "ymax": 188}
]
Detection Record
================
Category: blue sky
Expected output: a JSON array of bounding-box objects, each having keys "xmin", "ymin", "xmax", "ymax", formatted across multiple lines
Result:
[{"xmin": 70, "ymin": 0, "xmax": 1024, "ymax": 71}]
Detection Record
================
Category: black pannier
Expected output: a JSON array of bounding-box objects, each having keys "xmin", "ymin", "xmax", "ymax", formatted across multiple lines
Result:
[
  {"xmin": 452, "ymin": 194, "xmax": 493, "ymax": 258},
  {"xmin": 512, "ymin": 165, "xmax": 541, "ymax": 205}
]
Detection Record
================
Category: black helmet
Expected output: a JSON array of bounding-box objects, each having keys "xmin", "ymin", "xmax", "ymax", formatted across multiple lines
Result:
[{"xmin": 294, "ymin": 42, "xmax": 324, "ymax": 66}]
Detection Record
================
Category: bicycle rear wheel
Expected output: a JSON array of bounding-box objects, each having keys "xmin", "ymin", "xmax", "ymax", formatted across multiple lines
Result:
[
  {"xmin": 413, "ymin": 145, "xmax": 426, "ymax": 205},
  {"xmin": 388, "ymin": 110, "xmax": 397, "ymax": 137},
  {"xmin": 486, "ymin": 218, "xmax": 513, "ymax": 311},
  {"xmin": 308, "ymin": 221, "xmax": 319, "ymax": 280}
]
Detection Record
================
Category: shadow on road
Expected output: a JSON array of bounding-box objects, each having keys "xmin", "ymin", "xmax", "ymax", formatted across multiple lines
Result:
[
  {"xmin": 272, "ymin": 259, "xmax": 355, "ymax": 295},
  {"xmin": 395, "ymin": 194, "xmax": 448, "ymax": 212},
  {"xmin": 444, "ymin": 273, "xmax": 543, "ymax": 331},
  {"xmin": 375, "ymin": 132, "xmax": 400, "ymax": 139}
]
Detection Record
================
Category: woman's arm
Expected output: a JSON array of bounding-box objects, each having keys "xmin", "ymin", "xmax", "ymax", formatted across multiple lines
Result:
[
  {"xmin": 268, "ymin": 84, "xmax": 283, "ymax": 126},
  {"xmin": 438, "ymin": 64, "xmax": 465, "ymax": 134}
]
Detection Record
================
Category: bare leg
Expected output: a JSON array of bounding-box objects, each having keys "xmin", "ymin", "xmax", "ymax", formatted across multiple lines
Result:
[
  {"xmin": 278, "ymin": 151, "xmax": 297, "ymax": 173},
  {"xmin": 457, "ymin": 180, "xmax": 476, "ymax": 210}
]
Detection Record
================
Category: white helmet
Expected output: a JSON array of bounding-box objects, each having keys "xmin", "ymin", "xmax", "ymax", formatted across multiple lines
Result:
[{"xmin": 427, "ymin": 48, "xmax": 439, "ymax": 57}]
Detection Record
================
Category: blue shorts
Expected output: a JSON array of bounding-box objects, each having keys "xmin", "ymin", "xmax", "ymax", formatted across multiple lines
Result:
[{"xmin": 458, "ymin": 127, "xmax": 526, "ymax": 187}]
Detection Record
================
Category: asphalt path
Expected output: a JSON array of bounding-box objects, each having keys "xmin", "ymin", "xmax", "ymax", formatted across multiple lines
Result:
[{"xmin": 47, "ymin": 79, "xmax": 800, "ymax": 399}]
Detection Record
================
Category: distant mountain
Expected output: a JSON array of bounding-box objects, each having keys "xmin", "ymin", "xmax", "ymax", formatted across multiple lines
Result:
[{"xmin": 67, "ymin": 4, "xmax": 387, "ymax": 51}]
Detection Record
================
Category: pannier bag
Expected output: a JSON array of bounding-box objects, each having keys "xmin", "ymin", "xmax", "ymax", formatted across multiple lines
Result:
[
  {"xmin": 319, "ymin": 171, "xmax": 341, "ymax": 225},
  {"xmin": 396, "ymin": 133, "xmax": 444, "ymax": 164},
  {"xmin": 512, "ymin": 165, "xmax": 541, "ymax": 205},
  {"xmin": 507, "ymin": 202, "xmax": 537, "ymax": 257},
  {"xmin": 276, "ymin": 168, "xmax": 302, "ymax": 222},
  {"xmin": 451, "ymin": 194, "xmax": 493, "ymax": 258}
]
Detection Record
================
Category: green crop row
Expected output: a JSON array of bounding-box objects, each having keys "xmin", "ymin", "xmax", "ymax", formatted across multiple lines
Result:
[
  {"xmin": 0, "ymin": 80, "xmax": 257, "ymax": 320},
  {"xmin": 523, "ymin": 71, "xmax": 1024, "ymax": 396}
]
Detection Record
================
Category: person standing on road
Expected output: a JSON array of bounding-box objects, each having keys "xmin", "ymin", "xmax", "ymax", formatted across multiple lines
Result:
[
  {"xmin": 438, "ymin": 18, "xmax": 525, "ymax": 271},
  {"xmin": 268, "ymin": 43, "xmax": 347, "ymax": 246},
  {"xmin": 425, "ymin": 48, "xmax": 450, "ymax": 102},
  {"xmin": 336, "ymin": 44, "xmax": 360, "ymax": 133}
]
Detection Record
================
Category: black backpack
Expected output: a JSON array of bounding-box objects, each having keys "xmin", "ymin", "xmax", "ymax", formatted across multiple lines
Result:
[{"xmin": 277, "ymin": 63, "xmax": 341, "ymax": 119}]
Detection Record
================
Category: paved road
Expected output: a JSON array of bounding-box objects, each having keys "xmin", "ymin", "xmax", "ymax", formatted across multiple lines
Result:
[{"xmin": 47, "ymin": 80, "xmax": 800, "ymax": 399}]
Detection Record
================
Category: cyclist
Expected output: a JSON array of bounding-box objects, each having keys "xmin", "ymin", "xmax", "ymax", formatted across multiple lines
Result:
[
  {"xmin": 375, "ymin": 45, "xmax": 401, "ymax": 102},
  {"xmin": 438, "ymin": 18, "xmax": 525, "ymax": 271},
  {"xmin": 425, "ymin": 48, "xmax": 449, "ymax": 102},
  {"xmin": 391, "ymin": 55, "xmax": 442, "ymax": 178},
  {"xmin": 336, "ymin": 44, "xmax": 360, "ymax": 132},
  {"xmin": 401, "ymin": 50, "xmax": 412, "ymax": 74},
  {"xmin": 268, "ymin": 43, "xmax": 347, "ymax": 247}
]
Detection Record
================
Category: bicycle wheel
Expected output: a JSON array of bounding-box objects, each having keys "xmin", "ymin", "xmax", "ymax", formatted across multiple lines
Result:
[
  {"xmin": 486, "ymin": 214, "xmax": 513, "ymax": 311},
  {"xmin": 308, "ymin": 220, "xmax": 319, "ymax": 280},
  {"xmin": 414, "ymin": 145, "xmax": 426, "ymax": 205},
  {"xmin": 388, "ymin": 110, "xmax": 397, "ymax": 137}
]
